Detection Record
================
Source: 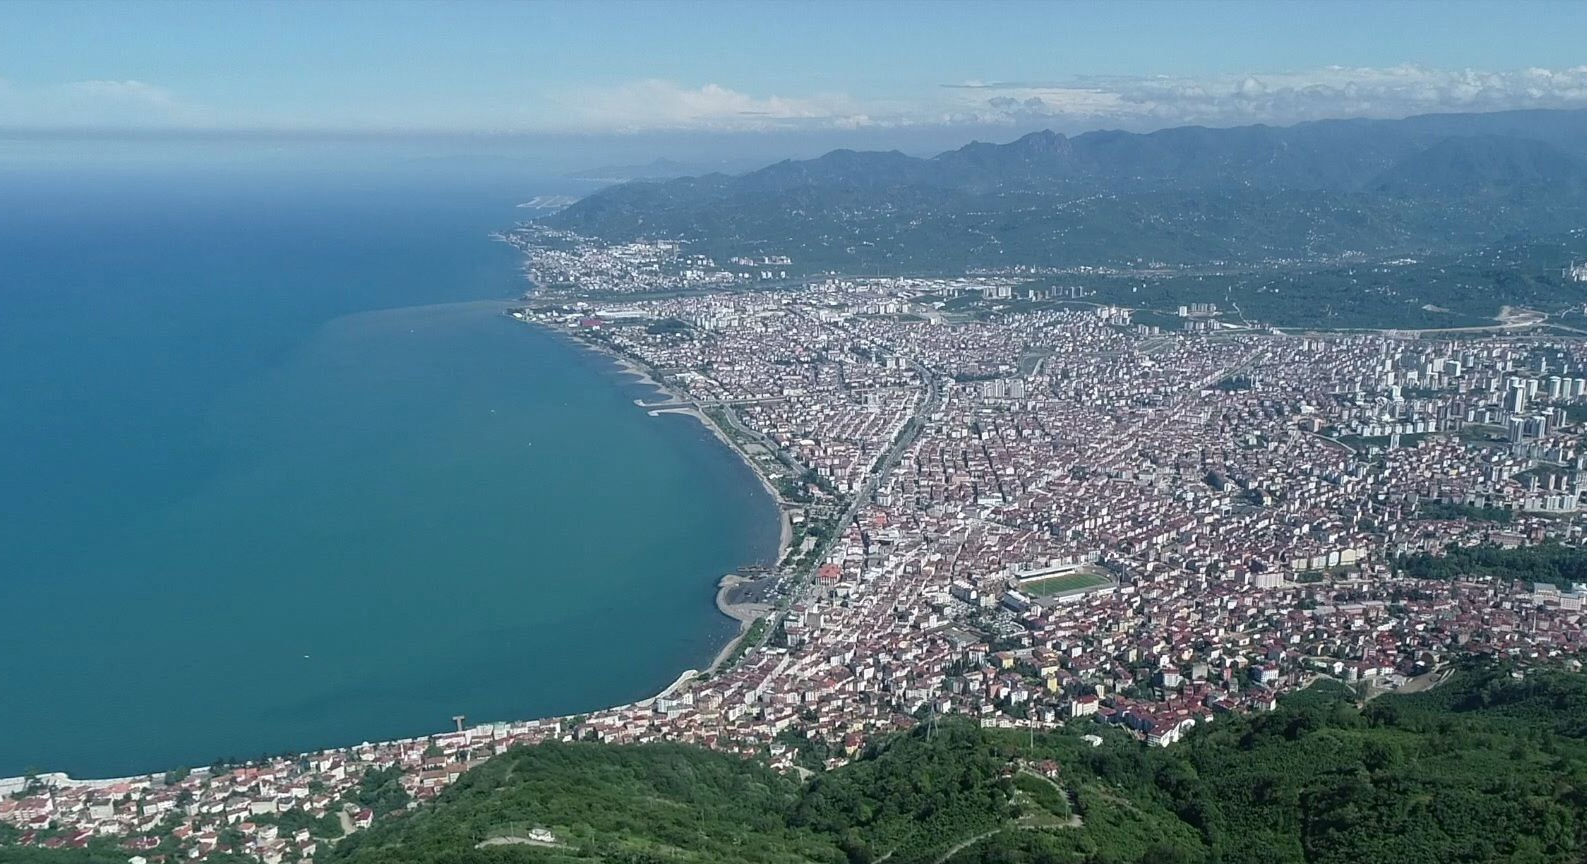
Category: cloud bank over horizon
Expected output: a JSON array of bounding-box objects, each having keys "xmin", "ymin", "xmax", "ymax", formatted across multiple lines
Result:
[
  {"xmin": 566, "ymin": 65, "xmax": 1587, "ymax": 134},
  {"xmin": 0, "ymin": 77, "xmax": 196, "ymax": 129},
  {"xmin": 9, "ymin": 64, "xmax": 1587, "ymax": 138},
  {"xmin": 940, "ymin": 65, "xmax": 1587, "ymax": 130}
]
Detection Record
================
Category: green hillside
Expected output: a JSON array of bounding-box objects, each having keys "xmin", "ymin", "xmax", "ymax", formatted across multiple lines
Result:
[
  {"xmin": 319, "ymin": 662, "xmax": 1587, "ymax": 864},
  {"xmin": 542, "ymin": 110, "xmax": 1587, "ymax": 273},
  {"xmin": 971, "ymin": 667, "xmax": 1587, "ymax": 864},
  {"xmin": 329, "ymin": 742, "xmax": 838, "ymax": 864}
]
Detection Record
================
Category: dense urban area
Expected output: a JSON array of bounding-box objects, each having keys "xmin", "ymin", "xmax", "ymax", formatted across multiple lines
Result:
[{"xmin": 8, "ymin": 225, "xmax": 1587, "ymax": 864}]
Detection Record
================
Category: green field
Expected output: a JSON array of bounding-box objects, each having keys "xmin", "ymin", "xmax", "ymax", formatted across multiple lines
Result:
[{"xmin": 1018, "ymin": 571, "xmax": 1112, "ymax": 596}]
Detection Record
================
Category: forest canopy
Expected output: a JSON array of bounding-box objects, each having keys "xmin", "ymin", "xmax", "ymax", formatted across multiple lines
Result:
[{"xmin": 316, "ymin": 661, "xmax": 1587, "ymax": 864}]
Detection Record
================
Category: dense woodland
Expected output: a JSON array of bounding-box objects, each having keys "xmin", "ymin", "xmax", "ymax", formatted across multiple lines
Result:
[
  {"xmin": 316, "ymin": 662, "xmax": 1587, "ymax": 864},
  {"xmin": 1396, "ymin": 542, "xmax": 1587, "ymax": 589},
  {"xmin": 546, "ymin": 112, "xmax": 1587, "ymax": 279},
  {"xmin": 538, "ymin": 111, "xmax": 1587, "ymax": 330},
  {"xmin": 6, "ymin": 663, "xmax": 1584, "ymax": 864},
  {"xmin": 331, "ymin": 740, "xmax": 836, "ymax": 864},
  {"xmin": 987, "ymin": 668, "xmax": 1587, "ymax": 864}
]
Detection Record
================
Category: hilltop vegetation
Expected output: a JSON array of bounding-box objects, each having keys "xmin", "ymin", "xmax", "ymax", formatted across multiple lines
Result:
[
  {"xmin": 324, "ymin": 663, "xmax": 1587, "ymax": 864},
  {"xmin": 544, "ymin": 109, "xmax": 1587, "ymax": 274},
  {"xmin": 1014, "ymin": 667, "xmax": 1587, "ymax": 864},
  {"xmin": 539, "ymin": 109, "xmax": 1587, "ymax": 328},
  {"xmin": 1397, "ymin": 542, "xmax": 1587, "ymax": 590},
  {"xmin": 790, "ymin": 722, "xmax": 1015, "ymax": 862},
  {"xmin": 330, "ymin": 742, "xmax": 832, "ymax": 864}
]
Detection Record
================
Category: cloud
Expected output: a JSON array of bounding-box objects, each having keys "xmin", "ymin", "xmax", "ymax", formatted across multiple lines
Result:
[
  {"xmin": 9, "ymin": 65, "xmax": 1587, "ymax": 137},
  {"xmin": 0, "ymin": 78, "xmax": 196, "ymax": 127},
  {"xmin": 544, "ymin": 66, "xmax": 1587, "ymax": 136},
  {"xmin": 938, "ymin": 65, "xmax": 1587, "ymax": 129},
  {"xmin": 553, "ymin": 79, "xmax": 873, "ymax": 133}
]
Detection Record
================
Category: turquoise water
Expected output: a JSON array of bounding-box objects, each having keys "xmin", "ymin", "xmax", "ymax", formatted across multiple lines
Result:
[{"xmin": 0, "ymin": 162, "xmax": 778, "ymax": 778}]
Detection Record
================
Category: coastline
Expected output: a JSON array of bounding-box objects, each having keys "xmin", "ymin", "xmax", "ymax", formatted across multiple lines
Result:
[
  {"xmin": 524, "ymin": 318, "xmax": 792, "ymax": 677},
  {"xmin": 528, "ymin": 321, "xmax": 796, "ymax": 680},
  {"xmin": 1, "ymin": 310, "xmax": 792, "ymax": 792},
  {"xmin": 648, "ymin": 406, "xmax": 794, "ymax": 559},
  {"xmin": 707, "ymin": 574, "xmax": 776, "ymax": 672},
  {"xmin": 549, "ymin": 324, "xmax": 794, "ymax": 564}
]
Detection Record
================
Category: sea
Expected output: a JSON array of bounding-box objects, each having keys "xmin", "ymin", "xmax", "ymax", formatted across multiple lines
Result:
[{"xmin": 0, "ymin": 149, "xmax": 780, "ymax": 779}]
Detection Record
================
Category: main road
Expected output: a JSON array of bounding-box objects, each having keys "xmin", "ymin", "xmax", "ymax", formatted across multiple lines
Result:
[
  {"xmin": 752, "ymin": 354, "xmax": 944, "ymax": 647},
  {"xmin": 788, "ymin": 355, "xmax": 943, "ymax": 606}
]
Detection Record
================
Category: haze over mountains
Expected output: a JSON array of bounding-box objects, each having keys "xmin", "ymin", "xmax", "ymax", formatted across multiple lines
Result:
[
  {"xmin": 544, "ymin": 108, "xmax": 1587, "ymax": 269},
  {"xmin": 565, "ymin": 157, "xmax": 768, "ymax": 182}
]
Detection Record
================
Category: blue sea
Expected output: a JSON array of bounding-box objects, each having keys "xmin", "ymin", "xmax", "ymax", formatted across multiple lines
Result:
[{"xmin": 0, "ymin": 154, "xmax": 778, "ymax": 778}]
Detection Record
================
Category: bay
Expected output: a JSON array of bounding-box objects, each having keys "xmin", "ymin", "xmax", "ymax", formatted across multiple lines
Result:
[{"xmin": 0, "ymin": 161, "xmax": 778, "ymax": 778}]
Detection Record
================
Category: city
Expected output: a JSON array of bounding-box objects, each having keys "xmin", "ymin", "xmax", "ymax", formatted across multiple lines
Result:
[{"xmin": 9, "ymin": 234, "xmax": 1587, "ymax": 861}]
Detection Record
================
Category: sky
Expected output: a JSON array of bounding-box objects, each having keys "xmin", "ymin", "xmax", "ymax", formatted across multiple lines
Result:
[{"xmin": 5, "ymin": 0, "xmax": 1587, "ymax": 168}]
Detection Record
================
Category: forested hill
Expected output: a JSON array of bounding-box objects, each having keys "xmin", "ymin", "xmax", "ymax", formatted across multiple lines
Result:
[
  {"xmin": 541, "ymin": 108, "xmax": 1587, "ymax": 270},
  {"xmin": 316, "ymin": 662, "xmax": 1587, "ymax": 864}
]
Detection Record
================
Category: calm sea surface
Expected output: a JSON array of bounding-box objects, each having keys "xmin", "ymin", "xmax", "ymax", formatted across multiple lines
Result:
[{"xmin": 0, "ymin": 162, "xmax": 778, "ymax": 778}]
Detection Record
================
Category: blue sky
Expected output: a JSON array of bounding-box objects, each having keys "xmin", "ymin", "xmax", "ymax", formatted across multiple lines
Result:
[{"xmin": 4, "ymin": 0, "xmax": 1587, "ymax": 145}]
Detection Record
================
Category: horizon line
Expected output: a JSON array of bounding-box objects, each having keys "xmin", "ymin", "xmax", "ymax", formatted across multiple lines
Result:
[{"xmin": 6, "ymin": 103, "xmax": 1585, "ymax": 146}]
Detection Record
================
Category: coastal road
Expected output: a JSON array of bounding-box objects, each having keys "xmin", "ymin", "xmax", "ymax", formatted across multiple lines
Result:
[
  {"xmin": 712, "ymin": 356, "xmax": 941, "ymax": 660},
  {"xmin": 638, "ymin": 395, "xmax": 790, "ymax": 410},
  {"xmin": 711, "ymin": 401, "xmax": 791, "ymax": 472},
  {"xmin": 664, "ymin": 307, "xmax": 942, "ymax": 657},
  {"xmin": 782, "ymin": 357, "xmax": 944, "ymax": 613}
]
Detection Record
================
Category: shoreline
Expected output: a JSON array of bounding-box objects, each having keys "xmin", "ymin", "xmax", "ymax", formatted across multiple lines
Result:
[
  {"xmin": 0, "ymin": 311, "xmax": 790, "ymax": 790},
  {"xmin": 550, "ymin": 325, "xmax": 794, "ymax": 565},
  {"xmin": 526, "ymin": 320, "xmax": 792, "ymax": 676},
  {"xmin": 707, "ymin": 574, "xmax": 776, "ymax": 672},
  {"xmin": 646, "ymin": 406, "xmax": 794, "ymax": 559}
]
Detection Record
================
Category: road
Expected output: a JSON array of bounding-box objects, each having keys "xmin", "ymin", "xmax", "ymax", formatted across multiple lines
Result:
[
  {"xmin": 763, "ymin": 355, "xmax": 944, "ymax": 639},
  {"xmin": 637, "ymin": 395, "xmax": 790, "ymax": 410},
  {"xmin": 931, "ymin": 828, "xmax": 1002, "ymax": 864},
  {"xmin": 629, "ymin": 315, "xmax": 946, "ymax": 664},
  {"xmin": 1301, "ymin": 429, "xmax": 1357, "ymax": 454},
  {"xmin": 813, "ymin": 359, "xmax": 942, "ymax": 575},
  {"xmin": 929, "ymin": 818, "xmax": 1082, "ymax": 864},
  {"xmin": 711, "ymin": 398, "xmax": 791, "ymax": 469},
  {"xmin": 1090, "ymin": 345, "xmax": 1271, "ymax": 472}
]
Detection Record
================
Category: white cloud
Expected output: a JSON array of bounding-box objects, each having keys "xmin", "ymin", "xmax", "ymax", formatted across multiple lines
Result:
[
  {"xmin": 543, "ymin": 66, "xmax": 1587, "ymax": 136},
  {"xmin": 8, "ymin": 65, "xmax": 1587, "ymax": 136},
  {"xmin": 552, "ymin": 79, "xmax": 872, "ymax": 133},
  {"xmin": 0, "ymin": 78, "xmax": 195, "ymax": 127},
  {"xmin": 940, "ymin": 65, "xmax": 1587, "ymax": 129}
]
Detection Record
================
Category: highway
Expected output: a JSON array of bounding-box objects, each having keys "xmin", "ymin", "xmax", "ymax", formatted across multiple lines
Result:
[{"xmin": 753, "ymin": 354, "xmax": 945, "ymax": 649}]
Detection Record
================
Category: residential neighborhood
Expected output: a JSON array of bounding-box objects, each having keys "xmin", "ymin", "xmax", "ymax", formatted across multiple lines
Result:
[{"xmin": 8, "ymin": 241, "xmax": 1587, "ymax": 862}]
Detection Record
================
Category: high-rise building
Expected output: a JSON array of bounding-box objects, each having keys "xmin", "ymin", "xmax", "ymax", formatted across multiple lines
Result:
[{"xmin": 1505, "ymin": 382, "xmax": 1529, "ymax": 414}]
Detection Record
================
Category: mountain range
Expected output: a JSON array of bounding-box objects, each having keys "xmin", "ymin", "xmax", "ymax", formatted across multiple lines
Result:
[{"xmin": 542, "ymin": 108, "xmax": 1587, "ymax": 270}]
